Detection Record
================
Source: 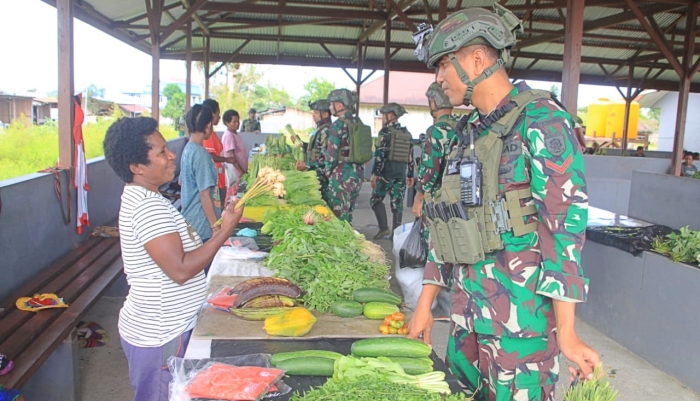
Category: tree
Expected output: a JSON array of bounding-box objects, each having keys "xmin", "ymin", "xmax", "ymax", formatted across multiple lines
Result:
[
  {"xmin": 86, "ymin": 84, "xmax": 106, "ymax": 115},
  {"xmin": 162, "ymin": 84, "xmax": 185, "ymax": 119},
  {"xmin": 111, "ymin": 103, "xmax": 124, "ymax": 119},
  {"xmin": 298, "ymin": 78, "xmax": 336, "ymax": 109},
  {"xmin": 550, "ymin": 84, "xmax": 560, "ymax": 99}
]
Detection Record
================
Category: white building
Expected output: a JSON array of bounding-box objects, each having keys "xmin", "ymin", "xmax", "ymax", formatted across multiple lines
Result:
[
  {"xmin": 121, "ymin": 80, "xmax": 203, "ymax": 110},
  {"xmin": 358, "ymin": 71, "xmax": 471, "ymax": 138},
  {"xmin": 637, "ymin": 90, "xmax": 700, "ymax": 153}
]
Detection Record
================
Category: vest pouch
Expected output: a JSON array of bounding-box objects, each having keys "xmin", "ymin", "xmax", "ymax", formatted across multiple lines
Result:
[
  {"xmin": 433, "ymin": 218, "xmax": 457, "ymax": 264},
  {"xmin": 447, "ymin": 217, "xmax": 485, "ymax": 264},
  {"xmin": 425, "ymin": 217, "xmax": 449, "ymax": 263}
]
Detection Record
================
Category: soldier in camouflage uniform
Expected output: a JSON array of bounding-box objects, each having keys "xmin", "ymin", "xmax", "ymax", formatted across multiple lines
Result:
[
  {"xmin": 408, "ymin": 6, "xmax": 601, "ymax": 401},
  {"xmin": 371, "ymin": 103, "xmax": 415, "ymax": 239},
  {"xmin": 296, "ymin": 99, "xmax": 333, "ymax": 206},
  {"xmin": 320, "ymin": 89, "xmax": 364, "ymax": 222},
  {"xmin": 241, "ymin": 108, "xmax": 261, "ymax": 133}
]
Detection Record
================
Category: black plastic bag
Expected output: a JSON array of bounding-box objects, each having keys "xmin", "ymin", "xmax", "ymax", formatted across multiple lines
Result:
[{"xmin": 399, "ymin": 219, "xmax": 428, "ymax": 268}]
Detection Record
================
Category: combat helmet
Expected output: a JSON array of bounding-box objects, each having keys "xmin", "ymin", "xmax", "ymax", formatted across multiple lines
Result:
[
  {"xmin": 412, "ymin": 4, "xmax": 523, "ymax": 105},
  {"xmin": 425, "ymin": 82, "xmax": 453, "ymax": 111},
  {"xmin": 309, "ymin": 99, "xmax": 331, "ymax": 111},
  {"xmin": 379, "ymin": 103, "xmax": 407, "ymax": 118},
  {"xmin": 327, "ymin": 89, "xmax": 358, "ymax": 112}
]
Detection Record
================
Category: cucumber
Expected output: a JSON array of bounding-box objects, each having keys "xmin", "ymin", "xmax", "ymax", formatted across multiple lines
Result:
[
  {"xmin": 388, "ymin": 357, "xmax": 434, "ymax": 375},
  {"xmin": 274, "ymin": 356, "xmax": 335, "ymax": 377},
  {"xmin": 362, "ymin": 302, "xmax": 400, "ymax": 320},
  {"xmin": 351, "ymin": 337, "xmax": 432, "ymax": 358},
  {"xmin": 330, "ymin": 300, "xmax": 363, "ymax": 318},
  {"xmin": 352, "ymin": 287, "xmax": 401, "ymax": 305},
  {"xmin": 271, "ymin": 350, "xmax": 343, "ymax": 365}
]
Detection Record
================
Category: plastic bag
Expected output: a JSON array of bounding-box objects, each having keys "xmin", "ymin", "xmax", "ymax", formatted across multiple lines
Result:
[
  {"xmin": 399, "ymin": 218, "xmax": 427, "ymax": 268},
  {"xmin": 206, "ymin": 286, "xmax": 237, "ymax": 311},
  {"xmin": 225, "ymin": 237, "xmax": 259, "ymax": 250},
  {"xmin": 169, "ymin": 354, "xmax": 291, "ymax": 401}
]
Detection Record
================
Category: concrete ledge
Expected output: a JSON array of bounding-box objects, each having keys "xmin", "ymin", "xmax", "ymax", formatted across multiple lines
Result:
[
  {"xmin": 579, "ymin": 241, "xmax": 700, "ymax": 394},
  {"xmin": 628, "ymin": 170, "xmax": 700, "ymax": 230}
]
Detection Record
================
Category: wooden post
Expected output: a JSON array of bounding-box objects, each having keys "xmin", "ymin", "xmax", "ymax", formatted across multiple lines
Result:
[
  {"xmin": 621, "ymin": 64, "xmax": 634, "ymax": 154},
  {"xmin": 204, "ymin": 35, "xmax": 211, "ymax": 99},
  {"xmin": 185, "ymin": 20, "xmax": 192, "ymax": 110},
  {"xmin": 560, "ymin": 0, "xmax": 584, "ymax": 112},
  {"xmin": 671, "ymin": 1, "xmax": 698, "ymax": 176},
  {"xmin": 57, "ymin": 0, "xmax": 74, "ymax": 169},
  {"xmin": 148, "ymin": 0, "xmax": 162, "ymax": 121},
  {"xmin": 383, "ymin": 16, "xmax": 391, "ymax": 105},
  {"xmin": 355, "ymin": 43, "xmax": 364, "ymax": 116}
]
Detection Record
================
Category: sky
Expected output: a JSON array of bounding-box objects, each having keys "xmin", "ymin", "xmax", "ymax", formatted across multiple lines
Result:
[{"xmin": 0, "ymin": 0, "xmax": 624, "ymax": 107}]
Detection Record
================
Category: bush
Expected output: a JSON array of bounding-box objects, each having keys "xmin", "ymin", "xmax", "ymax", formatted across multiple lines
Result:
[{"xmin": 0, "ymin": 116, "xmax": 180, "ymax": 181}]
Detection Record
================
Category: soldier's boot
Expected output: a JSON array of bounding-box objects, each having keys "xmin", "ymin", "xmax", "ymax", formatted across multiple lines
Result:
[
  {"xmin": 372, "ymin": 203, "xmax": 391, "ymax": 240},
  {"xmin": 392, "ymin": 212, "xmax": 403, "ymax": 239}
]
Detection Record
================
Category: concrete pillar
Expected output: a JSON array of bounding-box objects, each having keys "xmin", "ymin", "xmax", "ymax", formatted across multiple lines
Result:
[
  {"xmin": 560, "ymin": 0, "xmax": 584, "ymax": 112},
  {"xmin": 57, "ymin": 0, "xmax": 74, "ymax": 169}
]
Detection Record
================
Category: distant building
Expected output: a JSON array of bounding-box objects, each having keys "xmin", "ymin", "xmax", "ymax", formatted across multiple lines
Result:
[
  {"xmin": 259, "ymin": 107, "xmax": 314, "ymax": 135},
  {"xmin": 121, "ymin": 80, "xmax": 202, "ymax": 110},
  {"xmin": 0, "ymin": 92, "xmax": 60, "ymax": 126},
  {"xmin": 358, "ymin": 72, "xmax": 471, "ymax": 138},
  {"xmin": 637, "ymin": 90, "xmax": 700, "ymax": 152}
]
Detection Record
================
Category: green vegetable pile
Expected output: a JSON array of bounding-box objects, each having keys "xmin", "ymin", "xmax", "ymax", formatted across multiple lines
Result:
[
  {"xmin": 290, "ymin": 377, "xmax": 471, "ymax": 401},
  {"xmin": 651, "ymin": 225, "xmax": 700, "ymax": 264},
  {"xmin": 245, "ymin": 170, "xmax": 325, "ymax": 207},
  {"xmin": 263, "ymin": 208, "xmax": 390, "ymax": 312},
  {"xmin": 564, "ymin": 365, "xmax": 618, "ymax": 401}
]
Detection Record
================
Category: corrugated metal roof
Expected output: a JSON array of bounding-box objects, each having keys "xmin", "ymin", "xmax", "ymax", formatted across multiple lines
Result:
[{"xmin": 41, "ymin": 0, "xmax": 700, "ymax": 91}]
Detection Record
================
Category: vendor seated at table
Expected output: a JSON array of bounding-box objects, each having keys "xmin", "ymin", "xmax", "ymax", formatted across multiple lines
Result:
[{"xmin": 103, "ymin": 117, "xmax": 244, "ymax": 401}]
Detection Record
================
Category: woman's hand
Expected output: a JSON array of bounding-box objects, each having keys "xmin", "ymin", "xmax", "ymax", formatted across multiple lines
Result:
[{"xmin": 221, "ymin": 199, "xmax": 244, "ymax": 235}]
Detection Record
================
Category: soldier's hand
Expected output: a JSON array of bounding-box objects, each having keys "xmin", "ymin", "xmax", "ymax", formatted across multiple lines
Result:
[
  {"xmin": 558, "ymin": 331, "xmax": 603, "ymax": 380},
  {"xmin": 296, "ymin": 161, "xmax": 307, "ymax": 171},
  {"xmin": 406, "ymin": 177, "xmax": 415, "ymax": 188},
  {"xmin": 407, "ymin": 303, "xmax": 434, "ymax": 346},
  {"xmin": 412, "ymin": 201, "xmax": 422, "ymax": 217},
  {"xmin": 371, "ymin": 175, "xmax": 378, "ymax": 190}
]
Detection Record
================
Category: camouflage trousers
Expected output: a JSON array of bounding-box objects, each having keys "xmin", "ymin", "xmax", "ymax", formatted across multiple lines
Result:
[
  {"xmin": 446, "ymin": 324, "xmax": 560, "ymax": 401},
  {"xmin": 326, "ymin": 165, "xmax": 363, "ymax": 223},
  {"xmin": 370, "ymin": 177, "xmax": 406, "ymax": 213}
]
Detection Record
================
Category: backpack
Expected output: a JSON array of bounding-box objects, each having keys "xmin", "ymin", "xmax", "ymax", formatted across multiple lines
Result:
[{"xmin": 342, "ymin": 117, "xmax": 373, "ymax": 164}]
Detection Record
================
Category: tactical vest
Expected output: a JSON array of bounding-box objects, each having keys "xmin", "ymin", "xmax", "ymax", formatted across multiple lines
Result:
[
  {"xmin": 340, "ymin": 117, "xmax": 373, "ymax": 164},
  {"xmin": 387, "ymin": 126, "xmax": 413, "ymax": 163},
  {"xmin": 305, "ymin": 122, "xmax": 330, "ymax": 163},
  {"xmin": 424, "ymin": 89, "xmax": 554, "ymax": 265}
]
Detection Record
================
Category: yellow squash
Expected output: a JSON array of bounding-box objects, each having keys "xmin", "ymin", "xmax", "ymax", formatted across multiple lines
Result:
[{"xmin": 263, "ymin": 307, "xmax": 317, "ymax": 337}]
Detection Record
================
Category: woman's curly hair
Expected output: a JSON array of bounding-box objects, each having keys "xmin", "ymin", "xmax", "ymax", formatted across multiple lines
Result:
[{"xmin": 103, "ymin": 117, "xmax": 158, "ymax": 183}]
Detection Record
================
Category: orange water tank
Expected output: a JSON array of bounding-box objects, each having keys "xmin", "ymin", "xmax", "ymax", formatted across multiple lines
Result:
[
  {"xmin": 586, "ymin": 98, "xmax": 609, "ymax": 138},
  {"xmin": 606, "ymin": 100, "xmax": 640, "ymax": 140}
]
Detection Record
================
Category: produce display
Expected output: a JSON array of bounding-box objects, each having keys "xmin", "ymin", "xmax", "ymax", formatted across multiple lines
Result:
[
  {"xmin": 246, "ymin": 170, "xmax": 325, "ymax": 207},
  {"xmin": 380, "ymin": 312, "xmax": 409, "ymax": 335},
  {"xmin": 227, "ymin": 277, "xmax": 302, "ymax": 322},
  {"xmin": 262, "ymin": 208, "xmax": 391, "ymax": 312},
  {"xmin": 289, "ymin": 377, "xmax": 470, "ymax": 401},
  {"xmin": 651, "ymin": 225, "xmax": 700, "ymax": 264},
  {"xmin": 263, "ymin": 307, "xmax": 318, "ymax": 337}
]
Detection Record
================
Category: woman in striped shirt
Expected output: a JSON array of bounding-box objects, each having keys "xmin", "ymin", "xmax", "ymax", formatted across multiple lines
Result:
[{"xmin": 103, "ymin": 117, "xmax": 244, "ymax": 401}]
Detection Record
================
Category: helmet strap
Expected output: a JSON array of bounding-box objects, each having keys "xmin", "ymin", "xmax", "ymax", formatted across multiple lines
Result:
[{"xmin": 448, "ymin": 52, "xmax": 507, "ymax": 106}]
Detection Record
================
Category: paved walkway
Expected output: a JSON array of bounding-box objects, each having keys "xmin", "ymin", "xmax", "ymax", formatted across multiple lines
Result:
[{"xmin": 79, "ymin": 186, "xmax": 699, "ymax": 400}]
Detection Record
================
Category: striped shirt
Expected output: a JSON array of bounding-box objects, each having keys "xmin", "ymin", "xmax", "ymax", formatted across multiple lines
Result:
[{"xmin": 118, "ymin": 185, "xmax": 207, "ymax": 347}]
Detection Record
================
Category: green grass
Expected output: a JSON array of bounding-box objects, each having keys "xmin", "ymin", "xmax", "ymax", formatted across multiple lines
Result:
[{"xmin": 0, "ymin": 116, "xmax": 179, "ymax": 181}]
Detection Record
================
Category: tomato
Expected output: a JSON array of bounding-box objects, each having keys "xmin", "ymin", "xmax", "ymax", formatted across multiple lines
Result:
[
  {"xmin": 390, "ymin": 312, "xmax": 405, "ymax": 321},
  {"xmin": 383, "ymin": 316, "xmax": 393, "ymax": 326},
  {"xmin": 388, "ymin": 326, "xmax": 398, "ymax": 334},
  {"xmin": 379, "ymin": 324, "xmax": 391, "ymax": 335},
  {"xmin": 398, "ymin": 327, "xmax": 409, "ymax": 335},
  {"xmin": 390, "ymin": 320, "xmax": 404, "ymax": 329}
]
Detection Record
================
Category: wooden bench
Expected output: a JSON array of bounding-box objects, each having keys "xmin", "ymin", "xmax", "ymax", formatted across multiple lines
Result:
[{"xmin": 0, "ymin": 236, "xmax": 122, "ymax": 394}]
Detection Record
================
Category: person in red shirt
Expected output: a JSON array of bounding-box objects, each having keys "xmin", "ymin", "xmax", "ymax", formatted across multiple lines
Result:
[{"xmin": 202, "ymin": 99, "xmax": 234, "ymax": 208}]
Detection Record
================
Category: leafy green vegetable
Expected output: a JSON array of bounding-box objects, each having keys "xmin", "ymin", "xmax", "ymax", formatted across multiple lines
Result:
[
  {"xmin": 651, "ymin": 226, "xmax": 700, "ymax": 264},
  {"xmin": 564, "ymin": 365, "xmax": 618, "ymax": 401},
  {"xmin": 263, "ymin": 208, "xmax": 390, "ymax": 312},
  {"xmin": 245, "ymin": 170, "xmax": 324, "ymax": 207},
  {"xmin": 290, "ymin": 377, "xmax": 471, "ymax": 401}
]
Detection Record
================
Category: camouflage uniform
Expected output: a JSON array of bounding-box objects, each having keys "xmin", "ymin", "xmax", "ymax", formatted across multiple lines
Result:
[
  {"xmin": 241, "ymin": 118, "xmax": 261, "ymax": 133},
  {"xmin": 370, "ymin": 123, "xmax": 415, "ymax": 213},
  {"xmin": 320, "ymin": 111, "xmax": 364, "ymax": 222},
  {"xmin": 305, "ymin": 117, "xmax": 332, "ymax": 206},
  {"xmin": 423, "ymin": 82, "xmax": 589, "ymax": 401}
]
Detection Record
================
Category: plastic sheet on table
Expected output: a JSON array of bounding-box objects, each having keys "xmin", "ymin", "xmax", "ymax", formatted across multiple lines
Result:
[
  {"xmin": 169, "ymin": 354, "xmax": 291, "ymax": 401},
  {"xmin": 208, "ymin": 251, "xmax": 275, "ymax": 279},
  {"xmin": 586, "ymin": 224, "xmax": 676, "ymax": 256}
]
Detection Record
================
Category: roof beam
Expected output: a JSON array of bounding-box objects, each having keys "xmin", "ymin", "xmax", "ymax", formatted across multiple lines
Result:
[
  {"xmin": 384, "ymin": 0, "xmax": 417, "ymax": 30},
  {"xmin": 357, "ymin": 0, "xmax": 417, "ymax": 44},
  {"xmin": 517, "ymin": 3, "xmax": 685, "ymax": 48},
  {"xmin": 160, "ymin": 0, "xmax": 208, "ymax": 43},
  {"xmin": 183, "ymin": 0, "xmax": 210, "ymax": 36},
  {"xmin": 200, "ymin": 2, "xmax": 387, "ymax": 20},
  {"xmin": 207, "ymin": 39, "xmax": 250, "ymax": 77},
  {"xmin": 624, "ymin": 0, "xmax": 683, "ymax": 76}
]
